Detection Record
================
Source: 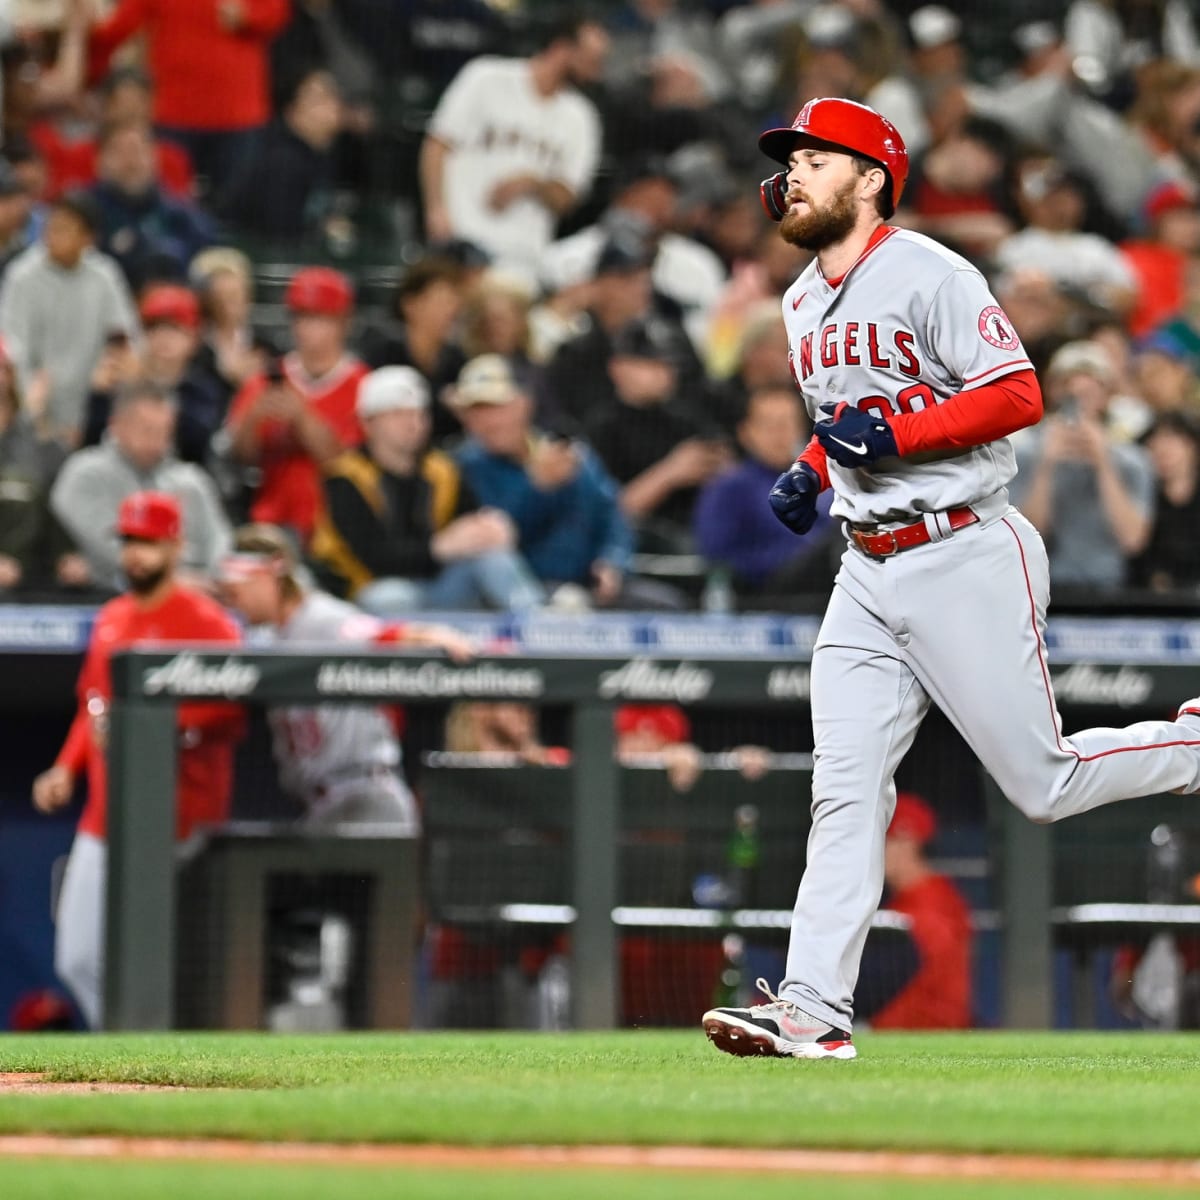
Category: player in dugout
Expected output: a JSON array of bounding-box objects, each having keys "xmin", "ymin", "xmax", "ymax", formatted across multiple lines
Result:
[
  {"xmin": 32, "ymin": 491, "xmax": 244, "ymax": 1029},
  {"xmin": 215, "ymin": 523, "xmax": 474, "ymax": 828}
]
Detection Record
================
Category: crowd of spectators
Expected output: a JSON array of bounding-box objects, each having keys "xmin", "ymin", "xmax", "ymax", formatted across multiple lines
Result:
[{"xmin": 0, "ymin": 0, "xmax": 1198, "ymax": 612}]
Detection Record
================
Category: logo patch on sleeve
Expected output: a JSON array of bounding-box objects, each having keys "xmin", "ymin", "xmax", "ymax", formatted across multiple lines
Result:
[{"xmin": 978, "ymin": 305, "xmax": 1020, "ymax": 350}]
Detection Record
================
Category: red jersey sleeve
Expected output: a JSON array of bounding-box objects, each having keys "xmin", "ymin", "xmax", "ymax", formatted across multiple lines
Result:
[
  {"xmin": 55, "ymin": 605, "xmax": 114, "ymax": 773},
  {"xmin": 889, "ymin": 369, "xmax": 1043, "ymax": 457},
  {"xmin": 796, "ymin": 435, "xmax": 831, "ymax": 491},
  {"xmin": 173, "ymin": 598, "xmax": 246, "ymax": 741}
]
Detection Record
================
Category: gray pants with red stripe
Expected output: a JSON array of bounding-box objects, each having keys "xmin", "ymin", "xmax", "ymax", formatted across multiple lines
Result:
[{"xmin": 782, "ymin": 506, "xmax": 1200, "ymax": 1032}]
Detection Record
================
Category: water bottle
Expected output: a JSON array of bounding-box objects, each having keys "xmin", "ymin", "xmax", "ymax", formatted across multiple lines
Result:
[
  {"xmin": 725, "ymin": 803, "xmax": 761, "ymax": 909},
  {"xmin": 1148, "ymin": 824, "xmax": 1186, "ymax": 904}
]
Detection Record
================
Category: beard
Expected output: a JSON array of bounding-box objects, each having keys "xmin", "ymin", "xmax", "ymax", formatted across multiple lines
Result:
[
  {"xmin": 779, "ymin": 177, "xmax": 861, "ymax": 250},
  {"xmin": 126, "ymin": 563, "xmax": 170, "ymax": 596}
]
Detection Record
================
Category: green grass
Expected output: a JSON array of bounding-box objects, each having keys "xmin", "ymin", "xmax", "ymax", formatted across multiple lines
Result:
[{"xmin": 0, "ymin": 1031, "xmax": 1199, "ymax": 1160}]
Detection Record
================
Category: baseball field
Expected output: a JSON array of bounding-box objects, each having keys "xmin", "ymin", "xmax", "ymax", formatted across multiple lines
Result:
[{"xmin": 0, "ymin": 1032, "xmax": 1199, "ymax": 1197}]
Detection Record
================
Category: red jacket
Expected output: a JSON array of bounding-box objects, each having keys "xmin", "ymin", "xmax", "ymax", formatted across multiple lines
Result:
[
  {"xmin": 872, "ymin": 873, "xmax": 973, "ymax": 1030},
  {"xmin": 89, "ymin": 0, "xmax": 291, "ymax": 131},
  {"xmin": 56, "ymin": 585, "xmax": 244, "ymax": 840},
  {"xmin": 226, "ymin": 354, "xmax": 367, "ymax": 542}
]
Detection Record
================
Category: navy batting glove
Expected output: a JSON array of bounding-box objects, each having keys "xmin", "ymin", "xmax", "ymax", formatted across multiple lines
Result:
[
  {"xmin": 814, "ymin": 403, "xmax": 899, "ymax": 467},
  {"xmin": 769, "ymin": 460, "xmax": 822, "ymax": 535}
]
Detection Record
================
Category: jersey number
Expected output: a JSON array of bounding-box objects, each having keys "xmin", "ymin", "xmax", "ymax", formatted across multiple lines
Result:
[
  {"xmin": 853, "ymin": 383, "xmax": 937, "ymax": 418},
  {"xmin": 279, "ymin": 711, "xmax": 325, "ymax": 759}
]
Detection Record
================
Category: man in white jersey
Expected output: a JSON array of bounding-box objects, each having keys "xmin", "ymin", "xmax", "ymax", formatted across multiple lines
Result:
[
  {"xmin": 217, "ymin": 524, "xmax": 473, "ymax": 829},
  {"xmin": 701, "ymin": 97, "xmax": 1200, "ymax": 1061},
  {"xmin": 419, "ymin": 11, "xmax": 608, "ymax": 281}
]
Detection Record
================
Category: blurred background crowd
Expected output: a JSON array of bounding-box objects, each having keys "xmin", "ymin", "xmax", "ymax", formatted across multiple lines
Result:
[{"xmin": 0, "ymin": 0, "xmax": 1198, "ymax": 614}]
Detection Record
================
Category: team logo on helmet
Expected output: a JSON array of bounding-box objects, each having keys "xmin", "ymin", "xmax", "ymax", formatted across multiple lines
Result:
[{"xmin": 978, "ymin": 306, "xmax": 1020, "ymax": 351}]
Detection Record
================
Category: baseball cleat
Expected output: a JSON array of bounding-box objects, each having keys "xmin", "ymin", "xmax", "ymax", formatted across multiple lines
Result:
[{"xmin": 702, "ymin": 977, "xmax": 856, "ymax": 1060}]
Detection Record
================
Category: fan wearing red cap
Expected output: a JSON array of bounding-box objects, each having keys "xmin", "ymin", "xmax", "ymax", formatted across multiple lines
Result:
[
  {"xmin": 31, "ymin": 488, "xmax": 243, "ymax": 1028},
  {"xmin": 1121, "ymin": 181, "xmax": 1200, "ymax": 337},
  {"xmin": 615, "ymin": 703, "xmax": 703, "ymax": 793},
  {"xmin": 223, "ymin": 266, "xmax": 367, "ymax": 542}
]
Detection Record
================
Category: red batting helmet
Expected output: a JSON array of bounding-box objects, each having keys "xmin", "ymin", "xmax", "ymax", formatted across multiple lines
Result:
[
  {"xmin": 117, "ymin": 491, "xmax": 182, "ymax": 541},
  {"xmin": 759, "ymin": 97, "xmax": 909, "ymax": 209},
  {"xmin": 286, "ymin": 266, "xmax": 354, "ymax": 317}
]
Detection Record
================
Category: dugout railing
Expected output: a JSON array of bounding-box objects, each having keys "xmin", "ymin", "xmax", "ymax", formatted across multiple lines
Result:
[{"xmin": 105, "ymin": 631, "xmax": 1200, "ymax": 1032}]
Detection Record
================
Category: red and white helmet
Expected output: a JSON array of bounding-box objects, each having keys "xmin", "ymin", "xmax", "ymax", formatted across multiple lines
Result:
[{"xmin": 759, "ymin": 97, "xmax": 909, "ymax": 209}]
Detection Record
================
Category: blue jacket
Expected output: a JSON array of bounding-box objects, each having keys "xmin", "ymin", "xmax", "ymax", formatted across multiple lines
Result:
[
  {"xmin": 456, "ymin": 437, "xmax": 633, "ymax": 584},
  {"xmin": 694, "ymin": 456, "xmax": 834, "ymax": 586}
]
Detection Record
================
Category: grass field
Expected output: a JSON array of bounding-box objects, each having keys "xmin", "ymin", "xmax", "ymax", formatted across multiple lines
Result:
[{"xmin": 1, "ymin": 1030, "xmax": 1199, "ymax": 1198}]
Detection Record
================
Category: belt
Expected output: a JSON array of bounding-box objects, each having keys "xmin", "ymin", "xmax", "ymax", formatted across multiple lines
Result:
[{"xmin": 850, "ymin": 507, "xmax": 978, "ymax": 558}]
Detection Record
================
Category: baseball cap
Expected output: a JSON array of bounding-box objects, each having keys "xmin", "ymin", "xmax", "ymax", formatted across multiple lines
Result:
[
  {"xmin": 615, "ymin": 704, "xmax": 691, "ymax": 745},
  {"xmin": 286, "ymin": 266, "xmax": 354, "ymax": 316},
  {"xmin": 448, "ymin": 354, "xmax": 521, "ymax": 408},
  {"xmin": 357, "ymin": 365, "xmax": 430, "ymax": 419},
  {"xmin": 611, "ymin": 316, "xmax": 684, "ymax": 365},
  {"xmin": 1137, "ymin": 321, "xmax": 1200, "ymax": 370},
  {"xmin": 888, "ymin": 792, "xmax": 937, "ymax": 845},
  {"xmin": 1144, "ymin": 180, "xmax": 1198, "ymax": 224},
  {"xmin": 117, "ymin": 491, "xmax": 182, "ymax": 541},
  {"xmin": 1013, "ymin": 20, "xmax": 1060, "ymax": 58},
  {"xmin": 1046, "ymin": 341, "xmax": 1115, "ymax": 386},
  {"xmin": 909, "ymin": 5, "xmax": 961, "ymax": 49},
  {"xmin": 217, "ymin": 523, "xmax": 298, "ymax": 582},
  {"xmin": 595, "ymin": 228, "xmax": 657, "ymax": 276},
  {"xmin": 139, "ymin": 284, "xmax": 200, "ymax": 330},
  {"xmin": 805, "ymin": 4, "xmax": 858, "ymax": 51}
]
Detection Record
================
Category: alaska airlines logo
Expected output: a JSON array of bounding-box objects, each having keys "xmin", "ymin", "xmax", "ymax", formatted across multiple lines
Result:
[
  {"xmin": 598, "ymin": 659, "xmax": 713, "ymax": 702},
  {"xmin": 143, "ymin": 653, "xmax": 261, "ymax": 698},
  {"xmin": 1051, "ymin": 664, "xmax": 1153, "ymax": 707}
]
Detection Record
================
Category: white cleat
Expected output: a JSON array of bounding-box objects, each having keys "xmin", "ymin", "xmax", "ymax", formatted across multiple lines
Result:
[{"xmin": 702, "ymin": 978, "xmax": 856, "ymax": 1060}]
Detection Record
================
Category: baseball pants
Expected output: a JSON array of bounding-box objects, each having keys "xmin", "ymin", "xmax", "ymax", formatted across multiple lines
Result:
[
  {"xmin": 54, "ymin": 832, "xmax": 107, "ymax": 1029},
  {"xmin": 783, "ymin": 506, "xmax": 1200, "ymax": 1031}
]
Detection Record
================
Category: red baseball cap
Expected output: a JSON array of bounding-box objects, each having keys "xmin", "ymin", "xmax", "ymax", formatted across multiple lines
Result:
[
  {"xmin": 614, "ymin": 704, "xmax": 691, "ymax": 745},
  {"xmin": 286, "ymin": 266, "xmax": 354, "ymax": 316},
  {"xmin": 1144, "ymin": 180, "xmax": 1197, "ymax": 224},
  {"xmin": 117, "ymin": 491, "xmax": 182, "ymax": 541},
  {"xmin": 139, "ymin": 284, "xmax": 200, "ymax": 330},
  {"xmin": 888, "ymin": 791, "xmax": 937, "ymax": 845}
]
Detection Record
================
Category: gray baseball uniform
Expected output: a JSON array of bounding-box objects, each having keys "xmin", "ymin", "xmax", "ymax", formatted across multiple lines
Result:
[
  {"xmin": 780, "ymin": 227, "xmax": 1200, "ymax": 1031},
  {"xmin": 273, "ymin": 590, "xmax": 419, "ymax": 832}
]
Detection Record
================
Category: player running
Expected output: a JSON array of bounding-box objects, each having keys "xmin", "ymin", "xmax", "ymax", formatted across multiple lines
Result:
[
  {"xmin": 216, "ymin": 524, "xmax": 473, "ymax": 828},
  {"xmin": 702, "ymin": 98, "xmax": 1200, "ymax": 1061},
  {"xmin": 32, "ymin": 492, "xmax": 243, "ymax": 1028}
]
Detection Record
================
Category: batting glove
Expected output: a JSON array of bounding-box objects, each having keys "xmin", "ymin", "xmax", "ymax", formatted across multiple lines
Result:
[
  {"xmin": 814, "ymin": 403, "xmax": 899, "ymax": 467},
  {"xmin": 768, "ymin": 461, "xmax": 822, "ymax": 535}
]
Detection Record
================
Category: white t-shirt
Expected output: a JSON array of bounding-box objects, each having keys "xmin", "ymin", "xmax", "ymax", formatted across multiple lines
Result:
[
  {"xmin": 994, "ymin": 228, "xmax": 1137, "ymax": 298},
  {"xmin": 429, "ymin": 56, "xmax": 601, "ymax": 273}
]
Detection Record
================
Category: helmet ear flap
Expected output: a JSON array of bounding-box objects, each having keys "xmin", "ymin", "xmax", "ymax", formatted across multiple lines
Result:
[{"xmin": 759, "ymin": 171, "xmax": 788, "ymax": 221}]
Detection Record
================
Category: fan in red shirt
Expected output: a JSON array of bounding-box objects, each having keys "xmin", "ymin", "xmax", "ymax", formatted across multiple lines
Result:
[
  {"xmin": 31, "ymin": 491, "xmax": 243, "ymax": 1028},
  {"xmin": 86, "ymin": 0, "xmax": 290, "ymax": 190},
  {"xmin": 1121, "ymin": 181, "xmax": 1200, "ymax": 338},
  {"xmin": 868, "ymin": 792, "xmax": 973, "ymax": 1030},
  {"xmin": 224, "ymin": 267, "xmax": 367, "ymax": 544}
]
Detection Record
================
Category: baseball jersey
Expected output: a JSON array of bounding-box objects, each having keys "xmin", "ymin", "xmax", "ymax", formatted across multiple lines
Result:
[
  {"xmin": 56, "ymin": 585, "xmax": 244, "ymax": 840},
  {"xmin": 270, "ymin": 590, "xmax": 401, "ymax": 801},
  {"xmin": 783, "ymin": 226, "xmax": 1033, "ymax": 525},
  {"xmin": 226, "ymin": 353, "xmax": 368, "ymax": 541},
  {"xmin": 428, "ymin": 56, "xmax": 601, "ymax": 270}
]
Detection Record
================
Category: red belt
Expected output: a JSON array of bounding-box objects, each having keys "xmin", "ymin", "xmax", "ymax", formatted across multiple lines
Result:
[{"xmin": 851, "ymin": 507, "xmax": 978, "ymax": 558}]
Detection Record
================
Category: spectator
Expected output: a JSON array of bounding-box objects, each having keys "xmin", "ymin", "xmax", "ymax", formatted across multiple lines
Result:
[
  {"xmin": 85, "ymin": 284, "xmax": 227, "ymax": 465},
  {"xmin": 310, "ymin": 365, "xmax": 542, "ymax": 614},
  {"xmin": 0, "ymin": 162, "xmax": 36, "ymax": 280},
  {"xmin": 1122, "ymin": 182, "xmax": 1200, "ymax": 338},
  {"xmin": 223, "ymin": 267, "xmax": 367, "ymax": 544},
  {"xmin": 220, "ymin": 66, "xmax": 342, "ymax": 242},
  {"xmin": 859, "ymin": 792, "xmax": 973, "ymax": 1030},
  {"xmin": 585, "ymin": 316, "xmax": 731, "ymax": 553},
  {"xmin": 0, "ymin": 190, "xmax": 138, "ymax": 449},
  {"xmin": 615, "ymin": 702, "xmax": 703, "ymax": 794},
  {"xmin": 543, "ymin": 230, "xmax": 700, "ymax": 432},
  {"xmin": 419, "ymin": 10, "xmax": 608, "ymax": 282},
  {"xmin": 695, "ymin": 385, "xmax": 836, "ymax": 599},
  {"xmin": 358, "ymin": 255, "xmax": 468, "ymax": 443},
  {"xmin": 444, "ymin": 700, "xmax": 568, "ymax": 767},
  {"xmin": 31, "ymin": 490, "xmax": 243, "ymax": 1028},
  {"xmin": 1010, "ymin": 341, "xmax": 1155, "ymax": 591},
  {"xmin": 708, "ymin": 301, "xmax": 799, "ymax": 433},
  {"xmin": 459, "ymin": 270, "xmax": 548, "ymax": 409},
  {"xmin": 1132, "ymin": 412, "xmax": 1200, "ymax": 592},
  {"xmin": 450, "ymin": 354, "xmax": 650, "ymax": 610},
  {"xmin": 86, "ymin": 0, "xmax": 292, "ymax": 194},
  {"xmin": 189, "ymin": 247, "xmax": 278, "ymax": 415},
  {"xmin": 30, "ymin": 66, "xmax": 197, "ymax": 201},
  {"xmin": 86, "ymin": 119, "xmax": 216, "ymax": 290},
  {"xmin": 1134, "ymin": 322, "xmax": 1200, "ymax": 418},
  {"xmin": 50, "ymin": 381, "xmax": 232, "ymax": 589},
  {"xmin": 995, "ymin": 156, "xmax": 1138, "ymax": 319},
  {"xmin": 0, "ymin": 337, "xmax": 73, "ymax": 593},
  {"xmin": 541, "ymin": 156, "xmax": 727, "ymax": 352},
  {"xmin": 216, "ymin": 521, "xmax": 471, "ymax": 827}
]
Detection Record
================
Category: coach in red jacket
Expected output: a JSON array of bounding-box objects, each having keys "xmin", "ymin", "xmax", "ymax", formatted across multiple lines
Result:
[
  {"xmin": 88, "ymin": 0, "xmax": 291, "ymax": 191},
  {"xmin": 32, "ymin": 491, "xmax": 243, "ymax": 1028}
]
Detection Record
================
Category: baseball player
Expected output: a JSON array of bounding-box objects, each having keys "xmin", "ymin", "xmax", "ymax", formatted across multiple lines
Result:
[
  {"xmin": 216, "ymin": 524, "xmax": 474, "ymax": 828},
  {"xmin": 702, "ymin": 97, "xmax": 1200, "ymax": 1061},
  {"xmin": 32, "ymin": 492, "xmax": 243, "ymax": 1028}
]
